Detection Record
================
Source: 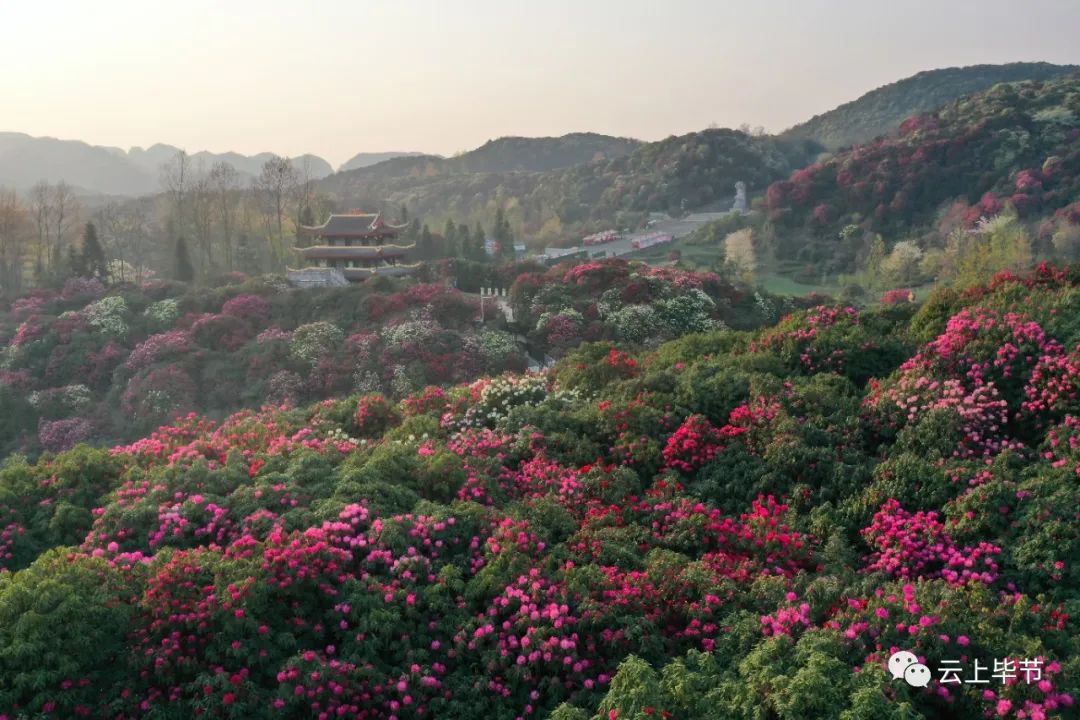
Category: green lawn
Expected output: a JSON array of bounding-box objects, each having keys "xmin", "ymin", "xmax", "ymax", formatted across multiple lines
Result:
[{"xmin": 756, "ymin": 273, "xmax": 840, "ymax": 297}]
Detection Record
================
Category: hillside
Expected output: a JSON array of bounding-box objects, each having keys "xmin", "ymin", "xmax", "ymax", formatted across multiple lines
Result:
[
  {"xmin": 0, "ymin": 264, "xmax": 1077, "ymax": 718},
  {"xmin": 783, "ymin": 61, "xmax": 1079, "ymax": 150},
  {"xmin": 322, "ymin": 129, "xmax": 812, "ymax": 244},
  {"xmin": 764, "ymin": 74, "xmax": 1080, "ymax": 271}
]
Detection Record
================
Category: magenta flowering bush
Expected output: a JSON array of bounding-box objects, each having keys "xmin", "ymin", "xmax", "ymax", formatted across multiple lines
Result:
[
  {"xmin": 861, "ymin": 499, "xmax": 1002, "ymax": 585},
  {"xmin": 37, "ymin": 417, "xmax": 93, "ymax": 453}
]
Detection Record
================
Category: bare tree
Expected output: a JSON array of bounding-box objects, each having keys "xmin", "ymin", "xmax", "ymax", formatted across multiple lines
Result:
[
  {"xmin": 49, "ymin": 181, "xmax": 79, "ymax": 273},
  {"xmin": 208, "ymin": 161, "xmax": 241, "ymax": 270},
  {"xmin": 97, "ymin": 201, "xmax": 153, "ymax": 284},
  {"xmin": 190, "ymin": 162, "xmax": 215, "ymax": 276},
  {"xmin": 160, "ymin": 149, "xmax": 191, "ymax": 242},
  {"xmin": 255, "ymin": 156, "xmax": 299, "ymax": 269},
  {"xmin": 28, "ymin": 181, "xmax": 51, "ymax": 274},
  {"xmin": 293, "ymin": 157, "xmax": 316, "ymax": 228},
  {"xmin": 0, "ymin": 188, "xmax": 30, "ymax": 294}
]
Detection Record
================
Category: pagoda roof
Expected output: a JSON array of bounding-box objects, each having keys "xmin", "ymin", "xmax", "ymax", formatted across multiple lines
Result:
[{"xmin": 299, "ymin": 212, "xmax": 407, "ymax": 238}]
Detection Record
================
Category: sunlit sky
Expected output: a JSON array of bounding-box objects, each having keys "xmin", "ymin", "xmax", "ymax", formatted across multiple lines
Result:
[{"xmin": 2, "ymin": 0, "xmax": 1078, "ymax": 168}]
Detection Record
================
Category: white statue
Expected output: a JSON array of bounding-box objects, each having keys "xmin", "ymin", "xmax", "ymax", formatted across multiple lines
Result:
[{"xmin": 731, "ymin": 181, "xmax": 748, "ymax": 214}]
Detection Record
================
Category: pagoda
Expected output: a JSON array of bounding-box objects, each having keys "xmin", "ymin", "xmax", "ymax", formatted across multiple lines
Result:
[{"xmin": 288, "ymin": 211, "xmax": 416, "ymax": 284}]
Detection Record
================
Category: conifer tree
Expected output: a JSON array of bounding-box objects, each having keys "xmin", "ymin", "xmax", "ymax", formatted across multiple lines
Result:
[
  {"xmin": 493, "ymin": 207, "xmax": 514, "ymax": 260},
  {"xmin": 174, "ymin": 236, "xmax": 195, "ymax": 283},
  {"xmin": 81, "ymin": 222, "xmax": 108, "ymax": 282},
  {"xmin": 418, "ymin": 224, "xmax": 434, "ymax": 260},
  {"xmin": 473, "ymin": 222, "xmax": 487, "ymax": 261},
  {"xmin": 67, "ymin": 244, "xmax": 86, "ymax": 280},
  {"xmin": 443, "ymin": 219, "xmax": 458, "ymax": 258},
  {"xmin": 457, "ymin": 222, "xmax": 471, "ymax": 258}
]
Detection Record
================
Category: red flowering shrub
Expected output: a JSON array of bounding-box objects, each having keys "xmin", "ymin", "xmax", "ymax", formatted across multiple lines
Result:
[
  {"xmin": 661, "ymin": 415, "xmax": 747, "ymax": 474},
  {"xmin": 882, "ymin": 288, "xmax": 915, "ymax": 304},
  {"xmin": 190, "ymin": 313, "xmax": 254, "ymax": 351},
  {"xmin": 221, "ymin": 293, "xmax": 270, "ymax": 322},
  {"xmin": 355, "ymin": 394, "xmax": 401, "ymax": 438}
]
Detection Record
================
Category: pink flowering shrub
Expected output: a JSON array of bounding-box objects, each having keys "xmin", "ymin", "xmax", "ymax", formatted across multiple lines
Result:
[
  {"xmin": 38, "ymin": 417, "xmax": 93, "ymax": 453},
  {"xmin": 124, "ymin": 329, "xmax": 193, "ymax": 373},
  {"xmin": 862, "ymin": 499, "xmax": 1001, "ymax": 585}
]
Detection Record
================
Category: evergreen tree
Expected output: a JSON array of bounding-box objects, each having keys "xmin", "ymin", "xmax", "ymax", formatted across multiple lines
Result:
[
  {"xmin": 493, "ymin": 207, "xmax": 515, "ymax": 260},
  {"xmin": 473, "ymin": 222, "xmax": 487, "ymax": 262},
  {"xmin": 81, "ymin": 222, "xmax": 108, "ymax": 282},
  {"xmin": 418, "ymin": 224, "xmax": 434, "ymax": 261},
  {"xmin": 235, "ymin": 233, "xmax": 260, "ymax": 273},
  {"xmin": 457, "ymin": 223, "xmax": 471, "ymax": 260},
  {"xmin": 174, "ymin": 236, "xmax": 195, "ymax": 283},
  {"xmin": 443, "ymin": 219, "xmax": 458, "ymax": 258},
  {"xmin": 299, "ymin": 205, "xmax": 315, "ymax": 227},
  {"xmin": 67, "ymin": 245, "xmax": 86, "ymax": 280},
  {"xmin": 398, "ymin": 204, "xmax": 409, "ymax": 225}
]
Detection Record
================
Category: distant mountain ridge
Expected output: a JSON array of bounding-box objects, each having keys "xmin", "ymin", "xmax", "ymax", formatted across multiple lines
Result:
[
  {"xmin": 783, "ymin": 61, "xmax": 1080, "ymax": 150},
  {"xmin": 330, "ymin": 133, "xmax": 642, "ymax": 185},
  {"xmin": 0, "ymin": 132, "xmax": 155, "ymax": 196},
  {"xmin": 339, "ymin": 152, "xmax": 429, "ymax": 172},
  {"xmin": 0, "ymin": 133, "xmax": 347, "ymax": 196}
]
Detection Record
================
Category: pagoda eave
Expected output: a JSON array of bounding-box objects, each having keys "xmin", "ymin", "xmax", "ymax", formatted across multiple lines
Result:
[{"xmin": 294, "ymin": 243, "xmax": 415, "ymax": 260}]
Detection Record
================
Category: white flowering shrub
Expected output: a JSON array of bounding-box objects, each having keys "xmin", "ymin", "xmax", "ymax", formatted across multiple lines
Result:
[
  {"xmin": 470, "ymin": 373, "xmax": 549, "ymax": 428},
  {"xmin": 84, "ymin": 296, "xmax": 129, "ymax": 338},
  {"xmin": 477, "ymin": 329, "xmax": 519, "ymax": 368},
  {"xmin": 656, "ymin": 289, "xmax": 718, "ymax": 335},
  {"xmin": 380, "ymin": 319, "xmax": 439, "ymax": 348},
  {"xmin": 290, "ymin": 321, "xmax": 344, "ymax": 366},
  {"xmin": 28, "ymin": 384, "xmax": 92, "ymax": 415},
  {"xmin": 144, "ymin": 299, "xmax": 180, "ymax": 330},
  {"xmin": 352, "ymin": 370, "xmax": 383, "ymax": 395},
  {"xmin": 611, "ymin": 304, "xmax": 663, "ymax": 344}
]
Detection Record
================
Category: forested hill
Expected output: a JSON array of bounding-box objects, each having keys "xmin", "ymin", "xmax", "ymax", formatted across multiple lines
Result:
[
  {"xmin": 762, "ymin": 73, "xmax": 1080, "ymax": 275},
  {"xmin": 321, "ymin": 129, "xmax": 812, "ymax": 243},
  {"xmin": 782, "ymin": 61, "xmax": 1079, "ymax": 150}
]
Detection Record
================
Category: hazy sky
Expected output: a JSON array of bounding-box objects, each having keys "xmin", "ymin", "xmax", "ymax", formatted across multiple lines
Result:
[{"xmin": 2, "ymin": 0, "xmax": 1078, "ymax": 167}]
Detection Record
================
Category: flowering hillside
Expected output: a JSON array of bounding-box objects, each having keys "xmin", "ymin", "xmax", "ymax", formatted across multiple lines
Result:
[
  {"xmin": 766, "ymin": 74, "xmax": 1080, "ymax": 261},
  {"xmin": 0, "ymin": 276, "xmax": 526, "ymax": 457},
  {"xmin": 0, "ymin": 265, "xmax": 1078, "ymax": 719},
  {"xmin": 0, "ymin": 263, "xmax": 789, "ymax": 458}
]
